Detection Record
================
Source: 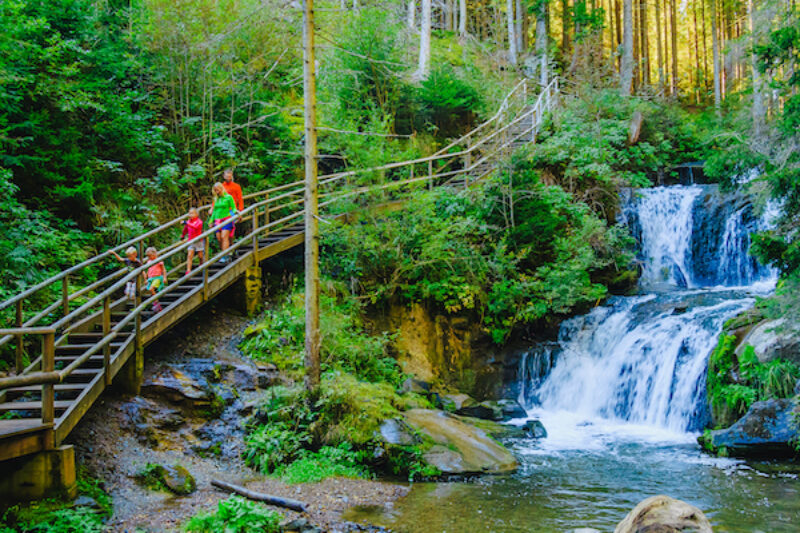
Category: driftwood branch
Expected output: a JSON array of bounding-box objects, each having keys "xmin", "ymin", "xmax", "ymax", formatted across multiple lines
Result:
[{"xmin": 211, "ymin": 479, "xmax": 308, "ymax": 513}]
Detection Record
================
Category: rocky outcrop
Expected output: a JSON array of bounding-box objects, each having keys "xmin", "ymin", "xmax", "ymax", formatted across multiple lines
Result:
[
  {"xmin": 614, "ymin": 495, "xmax": 712, "ymax": 533},
  {"xmin": 402, "ymin": 409, "xmax": 517, "ymax": 475},
  {"xmin": 737, "ymin": 319, "xmax": 800, "ymax": 366},
  {"xmin": 706, "ymin": 398, "xmax": 799, "ymax": 456}
]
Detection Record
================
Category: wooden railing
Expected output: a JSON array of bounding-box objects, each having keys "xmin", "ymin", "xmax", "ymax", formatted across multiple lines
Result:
[{"xmin": 0, "ymin": 77, "xmax": 559, "ymax": 440}]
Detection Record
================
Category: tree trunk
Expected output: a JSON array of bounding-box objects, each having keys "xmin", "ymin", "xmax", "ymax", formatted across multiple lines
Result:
[
  {"xmin": 516, "ymin": 0, "xmax": 525, "ymax": 52},
  {"xmin": 620, "ymin": 0, "xmax": 634, "ymax": 95},
  {"xmin": 711, "ymin": 0, "xmax": 721, "ymax": 111},
  {"xmin": 561, "ymin": 0, "xmax": 571, "ymax": 55},
  {"xmin": 693, "ymin": 0, "xmax": 701, "ymax": 102},
  {"xmin": 670, "ymin": 0, "xmax": 678, "ymax": 95},
  {"xmin": 408, "ymin": 0, "xmax": 416, "ymax": 29},
  {"xmin": 749, "ymin": 0, "xmax": 764, "ymax": 132},
  {"xmin": 459, "ymin": 0, "xmax": 467, "ymax": 36},
  {"xmin": 632, "ymin": 0, "xmax": 639, "ymax": 89},
  {"xmin": 508, "ymin": 0, "xmax": 518, "ymax": 65},
  {"xmin": 536, "ymin": 0, "xmax": 549, "ymax": 84},
  {"xmin": 417, "ymin": 0, "xmax": 432, "ymax": 79},
  {"xmin": 614, "ymin": 0, "xmax": 622, "ymax": 70},
  {"xmin": 640, "ymin": 0, "xmax": 650, "ymax": 86},
  {"xmin": 303, "ymin": 0, "xmax": 320, "ymax": 391},
  {"xmin": 655, "ymin": 0, "xmax": 664, "ymax": 88}
]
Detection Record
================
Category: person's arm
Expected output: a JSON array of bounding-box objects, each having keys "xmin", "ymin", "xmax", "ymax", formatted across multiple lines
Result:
[
  {"xmin": 180, "ymin": 223, "xmax": 189, "ymax": 240},
  {"xmin": 209, "ymin": 199, "xmax": 216, "ymax": 217},
  {"xmin": 159, "ymin": 262, "xmax": 167, "ymax": 278},
  {"xmin": 110, "ymin": 250, "xmax": 122, "ymax": 262}
]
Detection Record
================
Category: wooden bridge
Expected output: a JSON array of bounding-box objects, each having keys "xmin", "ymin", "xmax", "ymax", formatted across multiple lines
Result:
[{"xmin": 0, "ymin": 78, "xmax": 559, "ymax": 496}]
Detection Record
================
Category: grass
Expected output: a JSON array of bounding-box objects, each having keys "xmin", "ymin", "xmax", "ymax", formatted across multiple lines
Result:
[{"xmin": 183, "ymin": 496, "xmax": 281, "ymax": 533}]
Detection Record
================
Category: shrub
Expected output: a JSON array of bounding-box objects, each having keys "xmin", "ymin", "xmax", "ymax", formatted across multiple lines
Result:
[{"xmin": 184, "ymin": 496, "xmax": 281, "ymax": 533}]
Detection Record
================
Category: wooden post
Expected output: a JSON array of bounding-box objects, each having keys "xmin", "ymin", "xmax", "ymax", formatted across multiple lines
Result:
[
  {"xmin": 42, "ymin": 332, "xmax": 55, "ymax": 429},
  {"xmin": 263, "ymin": 199, "xmax": 270, "ymax": 238},
  {"xmin": 61, "ymin": 277, "xmax": 69, "ymax": 317},
  {"xmin": 303, "ymin": 0, "xmax": 321, "ymax": 391},
  {"xmin": 428, "ymin": 160, "xmax": 433, "ymax": 189},
  {"xmin": 203, "ymin": 238, "xmax": 210, "ymax": 301},
  {"xmin": 15, "ymin": 300, "xmax": 23, "ymax": 373},
  {"xmin": 252, "ymin": 204, "xmax": 260, "ymax": 266},
  {"xmin": 103, "ymin": 296, "xmax": 111, "ymax": 386}
]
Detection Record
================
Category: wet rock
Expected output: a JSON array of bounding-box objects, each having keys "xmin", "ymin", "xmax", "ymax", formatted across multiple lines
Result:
[
  {"xmin": 281, "ymin": 518, "xmax": 321, "ymax": 533},
  {"xmin": 230, "ymin": 363, "xmax": 258, "ymax": 391},
  {"xmin": 71, "ymin": 495, "xmax": 101, "ymax": 510},
  {"xmin": 255, "ymin": 361, "xmax": 282, "ymax": 389},
  {"xmin": 707, "ymin": 398, "xmax": 799, "ymax": 456},
  {"xmin": 379, "ymin": 418, "xmax": 419, "ymax": 446},
  {"xmin": 614, "ymin": 495, "xmax": 712, "ymax": 533},
  {"xmin": 737, "ymin": 319, "xmax": 800, "ymax": 365},
  {"xmin": 121, "ymin": 397, "xmax": 185, "ymax": 447},
  {"xmin": 441, "ymin": 393, "xmax": 474, "ymax": 412},
  {"xmin": 142, "ymin": 367, "xmax": 212, "ymax": 405},
  {"xmin": 523, "ymin": 419, "xmax": 548, "ymax": 439},
  {"xmin": 182, "ymin": 358, "xmax": 232, "ymax": 383},
  {"xmin": 161, "ymin": 464, "xmax": 196, "ymax": 495},
  {"xmin": 672, "ymin": 304, "xmax": 689, "ymax": 314},
  {"xmin": 400, "ymin": 377, "xmax": 431, "ymax": 394},
  {"xmin": 456, "ymin": 400, "xmax": 503, "ymax": 421},
  {"xmin": 497, "ymin": 399, "xmax": 527, "ymax": 420},
  {"xmin": 403, "ymin": 409, "xmax": 518, "ymax": 475},
  {"xmin": 795, "ymin": 378, "xmax": 800, "ymax": 396}
]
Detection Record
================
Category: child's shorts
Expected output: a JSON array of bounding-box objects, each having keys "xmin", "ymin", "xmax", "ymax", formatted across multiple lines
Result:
[
  {"xmin": 213, "ymin": 217, "xmax": 235, "ymax": 232},
  {"xmin": 146, "ymin": 275, "xmax": 165, "ymax": 292},
  {"xmin": 188, "ymin": 240, "xmax": 205, "ymax": 253},
  {"xmin": 124, "ymin": 281, "xmax": 137, "ymax": 299}
]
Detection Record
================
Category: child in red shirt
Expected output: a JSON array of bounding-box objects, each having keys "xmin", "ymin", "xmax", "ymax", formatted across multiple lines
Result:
[{"xmin": 180, "ymin": 208, "xmax": 205, "ymax": 275}]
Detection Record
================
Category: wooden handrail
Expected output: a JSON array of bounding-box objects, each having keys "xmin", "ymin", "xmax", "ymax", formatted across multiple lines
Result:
[{"xmin": 0, "ymin": 77, "xmax": 560, "ymax": 395}]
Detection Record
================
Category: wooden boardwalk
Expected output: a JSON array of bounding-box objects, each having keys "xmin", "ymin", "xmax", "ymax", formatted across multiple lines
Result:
[{"xmin": 0, "ymin": 78, "xmax": 559, "ymax": 464}]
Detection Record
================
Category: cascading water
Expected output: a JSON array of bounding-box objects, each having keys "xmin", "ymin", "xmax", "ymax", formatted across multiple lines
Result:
[
  {"xmin": 349, "ymin": 184, "xmax": 800, "ymax": 533},
  {"xmin": 519, "ymin": 184, "xmax": 777, "ymax": 434}
]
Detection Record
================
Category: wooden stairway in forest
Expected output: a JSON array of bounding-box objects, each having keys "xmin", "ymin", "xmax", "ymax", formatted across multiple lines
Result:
[{"xmin": 0, "ymin": 78, "xmax": 559, "ymax": 472}]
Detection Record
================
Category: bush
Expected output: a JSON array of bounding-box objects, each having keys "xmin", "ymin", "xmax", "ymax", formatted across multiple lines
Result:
[
  {"xmin": 274, "ymin": 443, "xmax": 369, "ymax": 484},
  {"xmin": 184, "ymin": 496, "xmax": 281, "ymax": 533}
]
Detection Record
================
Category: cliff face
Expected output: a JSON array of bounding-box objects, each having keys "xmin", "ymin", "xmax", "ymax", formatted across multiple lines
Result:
[{"xmin": 373, "ymin": 302, "xmax": 516, "ymax": 400}]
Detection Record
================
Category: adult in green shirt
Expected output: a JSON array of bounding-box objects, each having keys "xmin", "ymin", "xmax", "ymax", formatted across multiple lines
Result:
[{"xmin": 208, "ymin": 182, "xmax": 239, "ymax": 262}]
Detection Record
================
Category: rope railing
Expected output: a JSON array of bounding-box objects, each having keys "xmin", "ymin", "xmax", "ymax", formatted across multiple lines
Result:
[{"xmin": 0, "ymin": 78, "xmax": 560, "ymax": 402}]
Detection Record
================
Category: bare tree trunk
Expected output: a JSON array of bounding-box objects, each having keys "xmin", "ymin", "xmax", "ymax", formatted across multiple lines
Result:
[
  {"xmin": 620, "ymin": 0, "xmax": 634, "ymax": 95},
  {"xmin": 508, "ymin": 0, "xmax": 518, "ymax": 65},
  {"xmin": 633, "ymin": 0, "xmax": 640, "ymax": 89},
  {"xmin": 303, "ymin": 0, "xmax": 320, "ymax": 391},
  {"xmin": 416, "ymin": 0, "xmax": 432, "ymax": 79},
  {"xmin": 516, "ymin": 0, "xmax": 524, "ymax": 52},
  {"xmin": 655, "ymin": 0, "xmax": 664, "ymax": 88},
  {"xmin": 711, "ymin": 0, "xmax": 721, "ymax": 111},
  {"xmin": 614, "ymin": 0, "xmax": 622, "ymax": 70},
  {"xmin": 408, "ymin": 0, "xmax": 416, "ymax": 29},
  {"xmin": 536, "ymin": 0, "xmax": 549, "ymax": 84},
  {"xmin": 561, "ymin": 0, "xmax": 571, "ymax": 55},
  {"xmin": 670, "ymin": 0, "xmax": 678, "ymax": 95},
  {"xmin": 693, "ymin": 0, "xmax": 701, "ymax": 102},
  {"xmin": 459, "ymin": 0, "xmax": 467, "ymax": 36},
  {"xmin": 640, "ymin": 0, "xmax": 650, "ymax": 86},
  {"xmin": 749, "ymin": 0, "xmax": 764, "ymax": 132}
]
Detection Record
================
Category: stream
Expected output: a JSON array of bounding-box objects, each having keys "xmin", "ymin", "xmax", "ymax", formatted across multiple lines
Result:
[{"xmin": 346, "ymin": 185, "xmax": 800, "ymax": 531}]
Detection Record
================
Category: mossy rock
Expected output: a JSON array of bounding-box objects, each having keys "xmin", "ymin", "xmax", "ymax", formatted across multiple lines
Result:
[{"xmin": 136, "ymin": 463, "xmax": 196, "ymax": 495}]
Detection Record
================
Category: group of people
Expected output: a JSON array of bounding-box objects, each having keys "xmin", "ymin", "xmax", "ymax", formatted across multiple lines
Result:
[{"xmin": 110, "ymin": 169, "xmax": 245, "ymax": 313}]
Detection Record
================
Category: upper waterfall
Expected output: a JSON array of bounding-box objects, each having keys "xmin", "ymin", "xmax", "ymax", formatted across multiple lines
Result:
[{"xmin": 519, "ymin": 184, "xmax": 777, "ymax": 434}]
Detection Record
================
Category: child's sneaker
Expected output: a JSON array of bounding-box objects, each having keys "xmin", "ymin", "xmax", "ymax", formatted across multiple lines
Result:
[{"xmin": 152, "ymin": 302, "xmax": 163, "ymax": 313}]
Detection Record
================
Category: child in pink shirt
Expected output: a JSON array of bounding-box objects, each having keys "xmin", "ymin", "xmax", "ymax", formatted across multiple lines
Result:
[{"xmin": 180, "ymin": 208, "xmax": 205, "ymax": 274}]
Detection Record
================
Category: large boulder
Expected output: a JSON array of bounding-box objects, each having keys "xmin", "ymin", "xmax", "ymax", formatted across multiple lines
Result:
[
  {"xmin": 614, "ymin": 495, "xmax": 712, "ymax": 533},
  {"xmin": 707, "ymin": 398, "xmax": 799, "ymax": 456},
  {"xmin": 737, "ymin": 318, "xmax": 800, "ymax": 365},
  {"xmin": 402, "ymin": 409, "xmax": 517, "ymax": 475},
  {"xmin": 142, "ymin": 366, "xmax": 212, "ymax": 405},
  {"xmin": 497, "ymin": 399, "xmax": 527, "ymax": 420}
]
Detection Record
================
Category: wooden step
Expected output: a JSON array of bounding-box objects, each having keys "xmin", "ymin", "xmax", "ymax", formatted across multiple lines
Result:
[
  {"xmin": 4, "ymin": 384, "xmax": 86, "ymax": 401},
  {"xmin": 56, "ymin": 343, "xmax": 123, "ymax": 354},
  {"xmin": 0, "ymin": 401, "xmax": 73, "ymax": 413},
  {"xmin": 0, "ymin": 419, "xmax": 52, "ymax": 440}
]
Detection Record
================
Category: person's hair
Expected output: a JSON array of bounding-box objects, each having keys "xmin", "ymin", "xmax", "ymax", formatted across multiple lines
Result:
[
  {"xmin": 223, "ymin": 168, "xmax": 233, "ymax": 177},
  {"xmin": 145, "ymin": 246, "xmax": 157, "ymax": 256},
  {"xmin": 212, "ymin": 182, "xmax": 225, "ymax": 198},
  {"xmin": 125, "ymin": 246, "xmax": 137, "ymax": 256},
  {"xmin": 188, "ymin": 207, "xmax": 198, "ymax": 215}
]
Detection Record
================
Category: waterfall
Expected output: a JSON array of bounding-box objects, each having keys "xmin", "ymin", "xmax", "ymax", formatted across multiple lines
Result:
[{"xmin": 520, "ymin": 184, "xmax": 778, "ymax": 434}]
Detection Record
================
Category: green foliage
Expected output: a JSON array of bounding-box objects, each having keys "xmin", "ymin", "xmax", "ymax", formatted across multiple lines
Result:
[
  {"xmin": 135, "ymin": 463, "xmax": 169, "ymax": 492},
  {"xmin": 707, "ymin": 334, "xmax": 800, "ymax": 426},
  {"xmin": 274, "ymin": 443, "xmax": 369, "ymax": 484},
  {"xmin": 1, "ymin": 472, "xmax": 110, "ymax": 532},
  {"xmin": 323, "ymin": 163, "xmax": 635, "ymax": 343},
  {"xmin": 244, "ymin": 421, "xmax": 311, "ymax": 474},
  {"xmin": 183, "ymin": 496, "xmax": 281, "ymax": 533},
  {"xmin": 241, "ymin": 283, "xmax": 402, "ymax": 385},
  {"xmin": 416, "ymin": 65, "xmax": 483, "ymax": 137},
  {"xmin": 529, "ymin": 88, "xmax": 700, "ymax": 213}
]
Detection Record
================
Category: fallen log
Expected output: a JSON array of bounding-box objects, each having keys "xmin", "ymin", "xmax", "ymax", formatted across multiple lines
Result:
[{"xmin": 211, "ymin": 479, "xmax": 308, "ymax": 513}]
